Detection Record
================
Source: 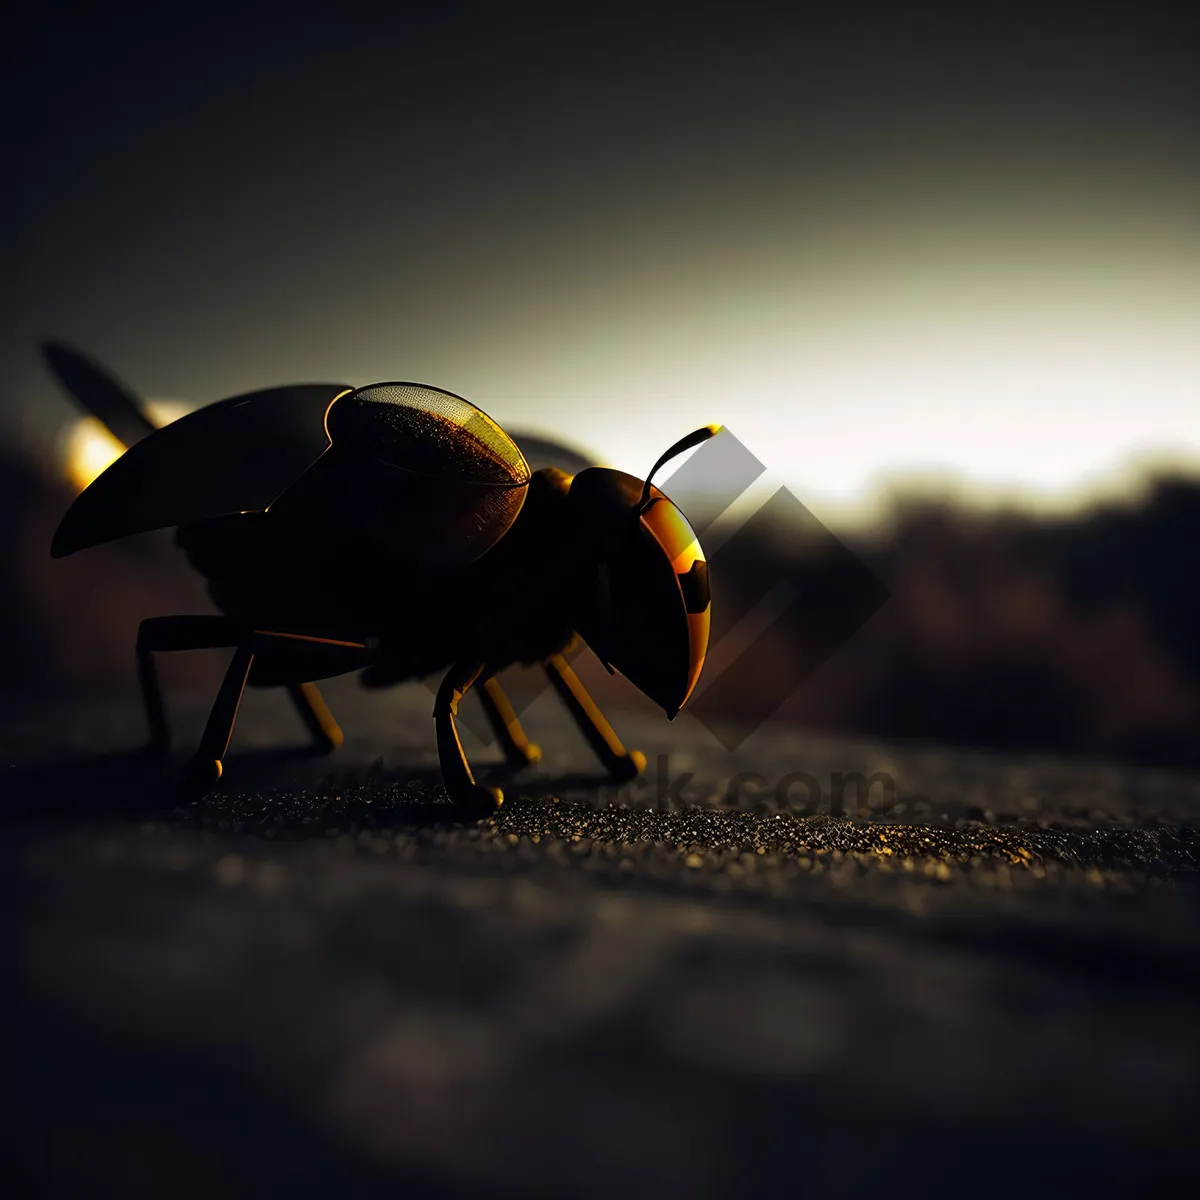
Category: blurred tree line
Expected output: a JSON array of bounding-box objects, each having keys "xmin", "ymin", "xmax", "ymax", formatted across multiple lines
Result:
[{"xmin": 6, "ymin": 444, "xmax": 1200, "ymax": 767}]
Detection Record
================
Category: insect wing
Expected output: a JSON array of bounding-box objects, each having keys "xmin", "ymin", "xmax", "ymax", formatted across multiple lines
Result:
[
  {"xmin": 298, "ymin": 382, "xmax": 534, "ymax": 568},
  {"xmin": 43, "ymin": 340, "xmax": 158, "ymax": 446},
  {"xmin": 51, "ymin": 382, "xmax": 351, "ymax": 557}
]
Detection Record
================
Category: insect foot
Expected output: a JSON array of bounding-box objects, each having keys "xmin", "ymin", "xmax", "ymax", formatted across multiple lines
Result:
[
  {"xmin": 451, "ymin": 784, "xmax": 505, "ymax": 821},
  {"xmin": 180, "ymin": 756, "xmax": 225, "ymax": 799},
  {"xmin": 189, "ymin": 756, "xmax": 223, "ymax": 784},
  {"xmin": 609, "ymin": 749, "xmax": 647, "ymax": 784},
  {"xmin": 514, "ymin": 742, "xmax": 542, "ymax": 768}
]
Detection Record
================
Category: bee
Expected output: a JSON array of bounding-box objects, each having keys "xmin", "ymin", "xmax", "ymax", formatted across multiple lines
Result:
[{"xmin": 45, "ymin": 343, "xmax": 716, "ymax": 816}]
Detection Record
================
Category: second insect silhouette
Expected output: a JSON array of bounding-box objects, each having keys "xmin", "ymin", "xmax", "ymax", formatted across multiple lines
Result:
[{"xmin": 46, "ymin": 343, "xmax": 716, "ymax": 817}]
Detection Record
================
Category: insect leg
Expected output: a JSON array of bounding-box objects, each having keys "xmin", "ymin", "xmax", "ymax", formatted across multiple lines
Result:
[
  {"xmin": 136, "ymin": 615, "xmax": 240, "ymax": 753},
  {"xmin": 433, "ymin": 661, "xmax": 504, "ymax": 816},
  {"xmin": 187, "ymin": 643, "xmax": 255, "ymax": 787},
  {"xmin": 543, "ymin": 653, "xmax": 646, "ymax": 783},
  {"xmin": 137, "ymin": 620, "xmax": 362, "ymax": 780},
  {"xmin": 286, "ymin": 682, "xmax": 344, "ymax": 753},
  {"xmin": 477, "ymin": 675, "xmax": 542, "ymax": 769},
  {"xmin": 138, "ymin": 639, "xmax": 169, "ymax": 754}
]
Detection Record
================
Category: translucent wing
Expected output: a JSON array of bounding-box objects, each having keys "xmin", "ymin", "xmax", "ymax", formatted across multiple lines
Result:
[
  {"xmin": 274, "ymin": 382, "xmax": 533, "ymax": 569},
  {"xmin": 322, "ymin": 382, "xmax": 531, "ymax": 483},
  {"xmin": 51, "ymin": 383, "xmax": 351, "ymax": 557}
]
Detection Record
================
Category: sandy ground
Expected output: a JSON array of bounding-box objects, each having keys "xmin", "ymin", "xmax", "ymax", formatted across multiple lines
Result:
[{"xmin": 3, "ymin": 673, "xmax": 1199, "ymax": 1197}]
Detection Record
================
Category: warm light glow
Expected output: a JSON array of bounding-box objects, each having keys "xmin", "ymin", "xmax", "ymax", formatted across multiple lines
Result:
[
  {"xmin": 577, "ymin": 296, "xmax": 1200, "ymax": 529},
  {"xmin": 63, "ymin": 418, "xmax": 124, "ymax": 493},
  {"xmin": 641, "ymin": 497, "xmax": 709, "ymax": 706},
  {"xmin": 643, "ymin": 496, "xmax": 704, "ymax": 576},
  {"xmin": 61, "ymin": 401, "xmax": 190, "ymax": 492},
  {"xmin": 461, "ymin": 217, "xmax": 1200, "ymax": 530}
]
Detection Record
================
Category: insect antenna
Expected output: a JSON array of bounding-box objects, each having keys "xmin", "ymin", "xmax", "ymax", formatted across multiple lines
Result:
[{"xmin": 635, "ymin": 424, "xmax": 722, "ymax": 513}]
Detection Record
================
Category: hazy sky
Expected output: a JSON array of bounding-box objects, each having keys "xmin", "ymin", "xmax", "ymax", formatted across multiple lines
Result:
[{"xmin": 4, "ymin": 4, "xmax": 1197, "ymax": 524}]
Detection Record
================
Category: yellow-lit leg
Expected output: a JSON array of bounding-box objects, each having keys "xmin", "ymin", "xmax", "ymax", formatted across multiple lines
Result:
[
  {"xmin": 187, "ymin": 644, "xmax": 255, "ymax": 787},
  {"xmin": 434, "ymin": 662, "xmax": 504, "ymax": 816},
  {"xmin": 137, "ymin": 618, "xmax": 364, "ymax": 783},
  {"xmin": 287, "ymin": 682, "xmax": 344, "ymax": 753},
  {"xmin": 478, "ymin": 675, "xmax": 542, "ymax": 769},
  {"xmin": 543, "ymin": 653, "xmax": 646, "ymax": 782}
]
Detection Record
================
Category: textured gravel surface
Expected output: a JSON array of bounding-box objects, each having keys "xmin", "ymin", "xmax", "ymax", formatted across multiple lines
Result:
[{"xmin": 4, "ymin": 675, "xmax": 1200, "ymax": 1197}]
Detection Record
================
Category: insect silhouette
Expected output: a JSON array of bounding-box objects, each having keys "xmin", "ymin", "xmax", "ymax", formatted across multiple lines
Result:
[{"xmin": 45, "ymin": 342, "xmax": 716, "ymax": 816}]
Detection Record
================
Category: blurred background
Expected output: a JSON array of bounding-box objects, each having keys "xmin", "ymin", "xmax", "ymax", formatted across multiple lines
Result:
[{"xmin": 3, "ymin": 1, "xmax": 1199, "ymax": 765}]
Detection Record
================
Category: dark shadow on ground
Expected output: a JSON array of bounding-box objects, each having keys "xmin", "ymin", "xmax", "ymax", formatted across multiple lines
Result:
[
  {"xmin": 0, "ymin": 746, "xmax": 336, "ymax": 822},
  {"xmin": 0, "ymin": 745, "xmax": 632, "ymax": 832}
]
